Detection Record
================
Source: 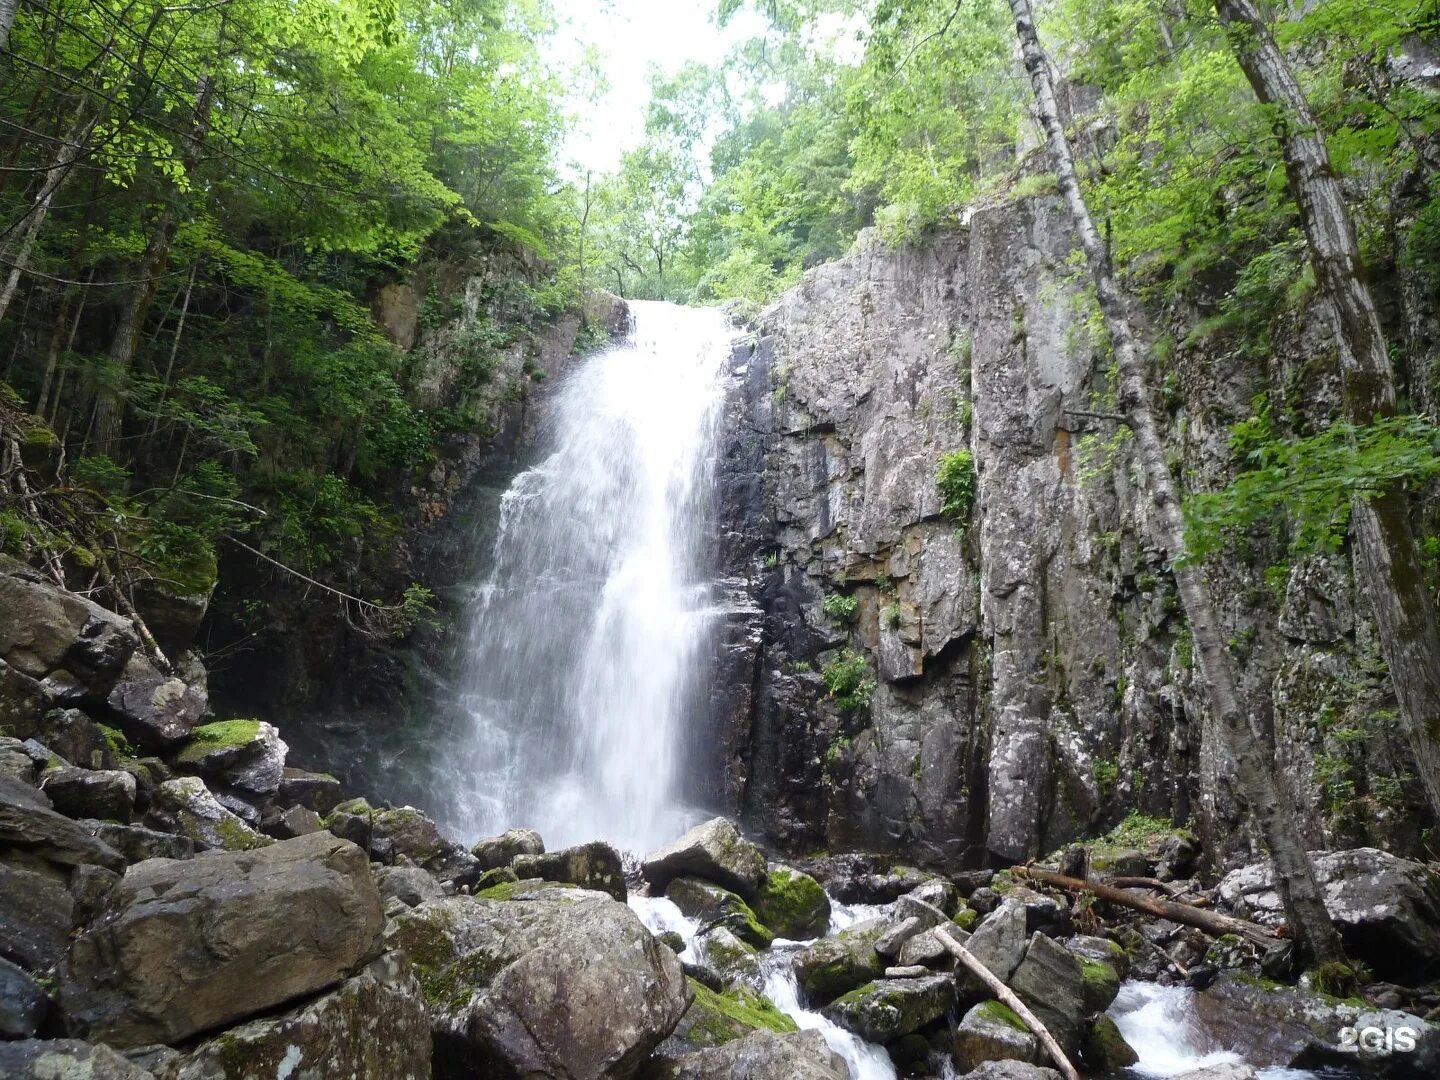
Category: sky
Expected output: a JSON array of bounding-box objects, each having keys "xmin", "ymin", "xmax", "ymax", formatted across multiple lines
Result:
[{"xmin": 550, "ymin": 0, "xmax": 769, "ymax": 175}]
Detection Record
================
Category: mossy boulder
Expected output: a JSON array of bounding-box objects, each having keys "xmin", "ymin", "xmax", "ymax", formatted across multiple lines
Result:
[
  {"xmin": 661, "ymin": 978, "xmax": 797, "ymax": 1054},
  {"xmin": 1078, "ymin": 957, "xmax": 1121, "ymax": 1013},
  {"xmin": 1009, "ymin": 932, "xmax": 1087, "ymax": 1056},
  {"xmin": 821, "ymin": 974, "xmax": 956, "ymax": 1044},
  {"xmin": 512, "ymin": 840, "xmax": 626, "ymax": 902},
  {"xmin": 792, "ymin": 917, "xmax": 888, "ymax": 1005},
  {"xmin": 954, "ymin": 1000, "xmax": 1043, "ymax": 1072},
  {"xmin": 697, "ymin": 926, "xmax": 763, "ymax": 989},
  {"xmin": 173, "ymin": 719, "xmax": 286, "ymax": 796},
  {"xmin": 651, "ymin": 1030, "xmax": 848, "ymax": 1079},
  {"xmin": 147, "ymin": 776, "xmax": 269, "ymax": 851},
  {"xmin": 752, "ymin": 865, "xmax": 830, "ymax": 939},
  {"xmin": 642, "ymin": 817, "xmax": 767, "ymax": 899},
  {"xmin": 667, "ymin": 877, "xmax": 773, "ymax": 948},
  {"xmin": 1082, "ymin": 1013, "xmax": 1138, "ymax": 1071}
]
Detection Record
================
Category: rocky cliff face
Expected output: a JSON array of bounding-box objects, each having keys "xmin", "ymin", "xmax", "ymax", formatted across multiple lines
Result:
[{"xmin": 714, "ymin": 190, "xmax": 1435, "ymax": 871}]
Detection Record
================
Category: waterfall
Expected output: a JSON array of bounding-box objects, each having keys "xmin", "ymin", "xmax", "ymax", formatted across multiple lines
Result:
[{"xmin": 434, "ymin": 300, "xmax": 735, "ymax": 853}]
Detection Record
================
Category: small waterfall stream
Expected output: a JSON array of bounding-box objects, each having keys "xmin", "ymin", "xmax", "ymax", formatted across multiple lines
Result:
[{"xmin": 435, "ymin": 301, "xmax": 735, "ymax": 854}]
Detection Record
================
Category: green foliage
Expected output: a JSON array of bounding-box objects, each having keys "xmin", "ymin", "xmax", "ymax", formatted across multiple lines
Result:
[
  {"xmin": 936, "ymin": 450, "xmax": 977, "ymax": 522},
  {"xmin": 822, "ymin": 593, "xmax": 860, "ymax": 623},
  {"xmin": 821, "ymin": 649, "xmax": 876, "ymax": 713}
]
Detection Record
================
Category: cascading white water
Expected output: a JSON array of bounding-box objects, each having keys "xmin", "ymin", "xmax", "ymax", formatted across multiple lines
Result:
[{"xmin": 436, "ymin": 301, "xmax": 735, "ymax": 853}]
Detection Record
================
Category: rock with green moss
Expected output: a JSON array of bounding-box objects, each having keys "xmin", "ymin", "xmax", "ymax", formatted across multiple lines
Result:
[
  {"xmin": 61, "ymin": 831, "xmax": 385, "ymax": 1048},
  {"xmin": 651, "ymin": 1030, "xmax": 848, "ymax": 1079},
  {"xmin": 660, "ymin": 978, "xmax": 797, "ymax": 1055},
  {"xmin": 952, "ymin": 905, "xmax": 979, "ymax": 931},
  {"xmin": 0, "ymin": 1039, "xmax": 154, "ymax": 1079},
  {"xmin": 792, "ymin": 918, "xmax": 888, "ymax": 1005},
  {"xmin": 821, "ymin": 974, "xmax": 956, "ymax": 1044},
  {"xmin": 1063, "ymin": 934, "xmax": 1129, "ymax": 980},
  {"xmin": 752, "ymin": 865, "xmax": 830, "ymax": 939},
  {"xmin": 148, "ymin": 776, "xmax": 269, "ymax": 851},
  {"xmin": 1008, "ymin": 932, "xmax": 1087, "ymax": 1056},
  {"xmin": 642, "ymin": 817, "xmax": 767, "ymax": 900},
  {"xmin": 382, "ymin": 888, "xmax": 689, "ymax": 1078},
  {"xmin": 954, "ymin": 999, "xmax": 1043, "ymax": 1072},
  {"xmin": 697, "ymin": 927, "xmax": 764, "ymax": 988},
  {"xmin": 168, "ymin": 952, "xmax": 428, "ymax": 1080},
  {"xmin": 470, "ymin": 827, "xmax": 543, "ymax": 870},
  {"xmin": 173, "ymin": 719, "xmax": 286, "ymax": 796},
  {"xmin": 512, "ymin": 840, "xmax": 626, "ymax": 901},
  {"xmin": 33, "ymin": 708, "xmax": 116, "ymax": 769},
  {"xmin": 473, "ymin": 876, "xmax": 578, "ymax": 902},
  {"xmin": 1078, "ymin": 956, "xmax": 1121, "ymax": 1013},
  {"xmin": 1082, "ymin": 1013, "xmax": 1138, "ymax": 1071},
  {"xmin": 667, "ymin": 877, "xmax": 773, "ymax": 948}
]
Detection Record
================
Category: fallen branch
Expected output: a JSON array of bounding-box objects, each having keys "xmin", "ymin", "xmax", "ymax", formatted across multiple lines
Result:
[
  {"xmin": 1015, "ymin": 865, "xmax": 1278, "ymax": 946},
  {"xmin": 1141, "ymin": 935, "xmax": 1190, "ymax": 979},
  {"xmin": 910, "ymin": 899, "xmax": 1081, "ymax": 1080},
  {"xmin": 1108, "ymin": 875, "xmax": 1187, "ymax": 899}
]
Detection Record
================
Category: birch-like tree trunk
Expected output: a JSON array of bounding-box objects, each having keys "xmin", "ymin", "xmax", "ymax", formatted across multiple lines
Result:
[
  {"xmin": 1213, "ymin": 0, "xmax": 1440, "ymax": 823},
  {"xmin": 1006, "ymin": 0, "xmax": 1345, "ymax": 965}
]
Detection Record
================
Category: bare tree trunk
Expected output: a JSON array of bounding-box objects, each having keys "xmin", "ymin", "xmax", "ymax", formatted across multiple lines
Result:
[
  {"xmin": 1007, "ymin": 0, "xmax": 1345, "ymax": 966},
  {"xmin": 0, "ymin": 0, "xmax": 18, "ymax": 54},
  {"xmin": 1213, "ymin": 0, "xmax": 1440, "ymax": 823},
  {"xmin": 91, "ymin": 71, "xmax": 216, "ymax": 455},
  {"xmin": 143, "ymin": 261, "xmax": 196, "ymax": 444}
]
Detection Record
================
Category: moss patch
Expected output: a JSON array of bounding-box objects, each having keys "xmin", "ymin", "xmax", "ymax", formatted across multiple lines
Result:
[
  {"xmin": 473, "ymin": 878, "xmax": 577, "ymax": 902},
  {"xmin": 176, "ymin": 719, "xmax": 262, "ymax": 764},
  {"xmin": 952, "ymin": 906, "xmax": 978, "ymax": 931},
  {"xmin": 973, "ymin": 999, "xmax": 1027, "ymax": 1031},
  {"xmin": 683, "ymin": 980, "xmax": 797, "ymax": 1047},
  {"xmin": 753, "ymin": 866, "xmax": 829, "ymax": 939}
]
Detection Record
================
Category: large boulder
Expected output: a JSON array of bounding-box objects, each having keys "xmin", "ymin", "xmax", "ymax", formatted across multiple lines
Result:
[
  {"xmin": 147, "ymin": 776, "xmax": 268, "ymax": 851},
  {"xmin": 657, "ymin": 979, "xmax": 798, "ymax": 1056},
  {"xmin": 512, "ymin": 840, "xmax": 627, "ymax": 902},
  {"xmin": 39, "ymin": 766, "xmax": 136, "ymax": 823},
  {"xmin": 654, "ymin": 1030, "xmax": 847, "ymax": 1080},
  {"xmin": 77, "ymin": 820, "xmax": 193, "ymax": 864},
  {"xmin": 470, "ymin": 827, "xmax": 543, "ymax": 870},
  {"xmin": 0, "ymin": 773, "xmax": 125, "ymax": 872},
  {"xmin": 31, "ymin": 708, "xmax": 116, "ymax": 769},
  {"xmin": 795, "ymin": 853, "xmax": 935, "ymax": 903},
  {"xmin": 0, "ymin": 1039, "xmax": 155, "ymax": 1079},
  {"xmin": 276, "ymin": 767, "xmax": 343, "ymax": 814},
  {"xmin": 643, "ymin": 818, "xmax": 766, "ymax": 899},
  {"xmin": 61, "ymin": 831, "xmax": 385, "ymax": 1047},
  {"xmin": 0, "ymin": 860, "xmax": 73, "ymax": 970},
  {"xmin": 173, "ymin": 719, "xmax": 286, "ymax": 797},
  {"xmin": 954, "ymin": 1000, "xmax": 1043, "ymax": 1073},
  {"xmin": 1218, "ymin": 848, "xmax": 1440, "ymax": 981},
  {"xmin": 666, "ymin": 878, "xmax": 773, "ymax": 948},
  {"xmin": 1008, "ymin": 933, "xmax": 1088, "ymax": 1057},
  {"xmin": 958, "ymin": 898, "xmax": 1027, "ymax": 996},
  {"xmin": 0, "ymin": 555, "xmax": 138, "ymax": 703},
  {"xmin": 384, "ymin": 889, "xmax": 690, "ymax": 1079},
  {"xmin": 792, "ymin": 918, "xmax": 888, "ymax": 1005},
  {"xmin": 104, "ymin": 654, "xmax": 208, "ymax": 750},
  {"xmin": 168, "ymin": 953, "xmax": 429, "ymax": 1080},
  {"xmin": 0, "ymin": 956, "xmax": 47, "ymax": 1038},
  {"xmin": 821, "ymin": 974, "xmax": 956, "ymax": 1044},
  {"xmin": 752, "ymin": 865, "xmax": 830, "ymax": 939}
]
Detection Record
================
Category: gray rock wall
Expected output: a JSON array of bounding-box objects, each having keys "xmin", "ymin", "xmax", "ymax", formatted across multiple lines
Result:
[{"xmin": 714, "ymin": 190, "xmax": 1434, "ymax": 869}]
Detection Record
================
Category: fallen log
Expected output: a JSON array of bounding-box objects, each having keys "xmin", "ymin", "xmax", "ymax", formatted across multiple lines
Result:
[
  {"xmin": 910, "ymin": 898, "xmax": 1081, "ymax": 1080},
  {"xmin": 1014, "ymin": 865, "xmax": 1278, "ymax": 946}
]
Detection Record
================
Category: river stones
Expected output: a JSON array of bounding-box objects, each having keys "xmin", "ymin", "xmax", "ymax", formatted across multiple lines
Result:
[
  {"xmin": 643, "ymin": 817, "xmax": 767, "ymax": 899},
  {"xmin": 512, "ymin": 839, "xmax": 626, "ymax": 901},
  {"xmin": 167, "ymin": 953, "xmax": 429, "ymax": 1080},
  {"xmin": 792, "ymin": 917, "xmax": 888, "ymax": 1005},
  {"xmin": 1082, "ymin": 1014, "xmax": 1139, "ymax": 1072},
  {"xmin": 0, "ymin": 957, "xmax": 47, "ymax": 1039},
  {"xmin": 820, "ymin": 973, "xmax": 956, "ymax": 1043},
  {"xmin": 958, "ymin": 898, "xmax": 1027, "ymax": 997},
  {"xmin": 954, "ymin": 1000, "xmax": 1043, "ymax": 1072},
  {"xmin": 61, "ymin": 831, "xmax": 385, "ymax": 1047},
  {"xmin": 666, "ymin": 877, "xmax": 773, "ymax": 947},
  {"xmin": 276, "ymin": 767, "xmax": 344, "ymax": 814},
  {"xmin": 657, "ymin": 978, "xmax": 797, "ymax": 1057},
  {"xmin": 384, "ymin": 888, "xmax": 689, "ymax": 1079},
  {"xmin": 654, "ymin": 1030, "xmax": 848, "ymax": 1080},
  {"xmin": 470, "ymin": 827, "xmax": 543, "ymax": 870},
  {"xmin": 751, "ymin": 865, "xmax": 830, "ymax": 939}
]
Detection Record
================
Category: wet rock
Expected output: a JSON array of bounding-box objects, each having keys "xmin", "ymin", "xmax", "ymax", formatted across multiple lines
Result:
[
  {"xmin": 167, "ymin": 953, "xmax": 428, "ymax": 1080},
  {"xmin": 752, "ymin": 865, "xmax": 830, "ymax": 939},
  {"xmin": 821, "ymin": 974, "xmax": 956, "ymax": 1044},
  {"xmin": 1076, "ymin": 952, "xmax": 1121, "ymax": 1013},
  {"xmin": 666, "ymin": 878, "xmax": 773, "ymax": 948},
  {"xmin": 213, "ymin": 789, "xmax": 262, "ymax": 827},
  {"xmin": 1004, "ymin": 886, "xmax": 1071, "ymax": 936},
  {"xmin": 512, "ymin": 840, "xmax": 626, "ymax": 902},
  {"xmin": 1063, "ymin": 934, "xmax": 1129, "ymax": 980},
  {"xmin": 959, "ymin": 899, "xmax": 1027, "ymax": 996},
  {"xmin": 0, "ymin": 861, "xmax": 73, "ymax": 969},
  {"xmin": 1217, "ymin": 848, "xmax": 1440, "ymax": 981},
  {"xmin": 1171, "ymin": 1067, "xmax": 1259, "ymax": 1080},
  {"xmin": 654, "ymin": 1030, "xmax": 847, "ymax": 1079},
  {"xmin": 61, "ymin": 831, "xmax": 385, "ymax": 1047},
  {"xmin": 148, "ymin": 776, "xmax": 268, "ymax": 851},
  {"xmin": 899, "ymin": 878, "xmax": 961, "ymax": 918},
  {"xmin": 104, "ymin": 654, "xmax": 207, "ymax": 750},
  {"xmin": 32, "ymin": 708, "xmax": 116, "ymax": 770},
  {"xmin": 374, "ymin": 865, "xmax": 446, "ymax": 908},
  {"xmin": 173, "ymin": 719, "xmax": 286, "ymax": 797},
  {"xmin": 697, "ymin": 927, "xmax": 763, "ymax": 988},
  {"xmin": 957, "ymin": 1063, "xmax": 1062, "ymax": 1080},
  {"xmin": 276, "ymin": 767, "xmax": 343, "ymax": 814},
  {"xmin": 792, "ymin": 917, "xmax": 889, "ymax": 1005},
  {"xmin": 875, "ymin": 915, "xmax": 929, "ymax": 959},
  {"xmin": 470, "ymin": 827, "xmax": 543, "ymax": 870},
  {"xmin": 954, "ymin": 1000, "xmax": 1042, "ymax": 1072},
  {"xmin": 473, "ymin": 866, "xmax": 518, "ymax": 892},
  {"xmin": 69, "ymin": 863, "xmax": 121, "ymax": 926},
  {"xmin": 261, "ymin": 802, "xmax": 322, "ymax": 839},
  {"xmin": 0, "ymin": 1039, "xmax": 155, "ymax": 1079},
  {"xmin": 0, "ymin": 554, "xmax": 138, "ymax": 702},
  {"xmin": 0, "ymin": 661, "xmax": 47, "ymax": 743},
  {"xmin": 0, "ymin": 773, "xmax": 125, "ymax": 872},
  {"xmin": 384, "ymin": 889, "xmax": 689, "ymax": 1080},
  {"xmin": 1009, "ymin": 932, "xmax": 1087, "ymax": 1055},
  {"xmin": 1082, "ymin": 1014, "xmax": 1139, "ymax": 1071},
  {"xmin": 39, "ymin": 766, "xmax": 135, "ymax": 823},
  {"xmin": 657, "ymin": 978, "xmax": 798, "ymax": 1057},
  {"xmin": 78, "ymin": 820, "xmax": 194, "ymax": 864},
  {"xmin": 898, "ymin": 927, "xmax": 952, "ymax": 968},
  {"xmin": 796, "ymin": 853, "xmax": 933, "ymax": 903},
  {"xmin": 130, "ymin": 573, "xmax": 213, "ymax": 656},
  {"xmin": 0, "ymin": 957, "xmax": 47, "ymax": 1038},
  {"xmin": 1194, "ymin": 971, "xmax": 1438, "ymax": 1079},
  {"xmin": 643, "ymin": 817, "xmax": 767, "ymax": 899},
  {"xmin": 0, "ymin": 736, "xmax": 36, "ymax": 782}
]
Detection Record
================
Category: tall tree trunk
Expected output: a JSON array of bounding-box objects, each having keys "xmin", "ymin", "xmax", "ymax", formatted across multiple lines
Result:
[
  {"xmin": 91, "ymin": 71, "xmax": 215, "ymax": 455},
  {"xmin": 0, "ymin": 0, "xmax": 18, "ymax": 54},
  {"xmin": 1006, "ymin": 0, "xmax": 1345, "ymax": 965},
  {"xmin": 1214, "ymin": 0, "xmax": 1440, "ymax": 820}
]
